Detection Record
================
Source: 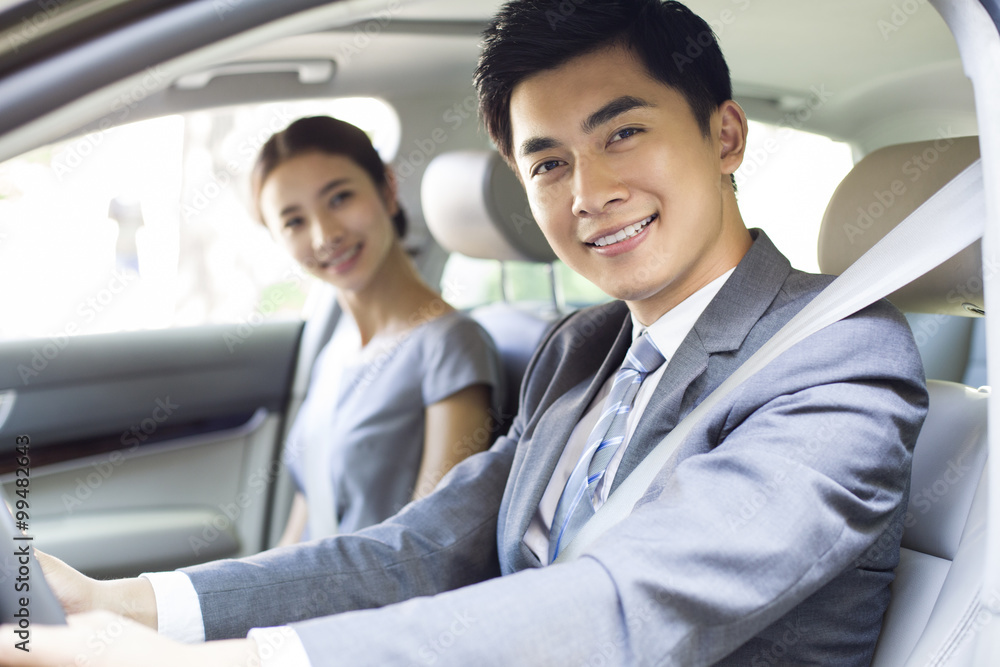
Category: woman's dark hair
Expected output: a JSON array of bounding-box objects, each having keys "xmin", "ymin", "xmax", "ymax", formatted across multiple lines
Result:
[
  {"xmin": 475, "ymin": 0, "xmax": 733, "ymax": 162},
  {"xmin": 251, "ymin": 115, "xmax": 407, "ymax": 237}
]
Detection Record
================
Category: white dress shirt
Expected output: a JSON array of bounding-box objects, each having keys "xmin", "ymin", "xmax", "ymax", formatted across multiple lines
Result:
[{"xmin": 144, "ymin": 268, "xmax": 735, "ymax": 666}]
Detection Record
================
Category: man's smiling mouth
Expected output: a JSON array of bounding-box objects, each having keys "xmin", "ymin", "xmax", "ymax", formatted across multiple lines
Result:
[{"xmin": 588, "ymin": 214, "xmax": 657, "ymax": 248}]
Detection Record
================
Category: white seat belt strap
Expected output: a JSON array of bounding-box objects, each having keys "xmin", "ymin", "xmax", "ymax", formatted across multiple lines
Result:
[{"xmin": 555, "ymin": 158, "xmax": 986, "ymax": 564}]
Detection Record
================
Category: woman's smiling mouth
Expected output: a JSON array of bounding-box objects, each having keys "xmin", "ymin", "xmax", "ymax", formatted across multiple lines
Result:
[{"xmin": 320, "ymin": 242, "xmax": 363, "ymax": 271}]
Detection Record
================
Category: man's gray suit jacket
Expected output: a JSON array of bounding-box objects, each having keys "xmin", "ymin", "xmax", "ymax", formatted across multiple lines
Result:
[{"xmin": 183, "ymin": 230, "xmax": 928, "ymax": 666}]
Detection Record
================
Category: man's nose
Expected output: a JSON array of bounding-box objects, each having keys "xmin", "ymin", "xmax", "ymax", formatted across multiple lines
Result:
[{"xmin": 571, "ymin": 157, "xmax": 628, "ymax": 217}]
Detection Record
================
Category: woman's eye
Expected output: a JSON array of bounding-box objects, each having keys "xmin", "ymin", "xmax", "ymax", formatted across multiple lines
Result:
[
  {"xmin": 328, "ymin": 191, "xmax": 353, "ymax": 207},
  {"xmin": 610, "ymin": 127, "xmax": 642, "ymax": 144},
  {"xmin": 283, "ymin": 216, "xmax": 304, "ymax": 230},
  {"xmin": 534, "ymin": 160, "xmax": 563, "ymax": 176}
]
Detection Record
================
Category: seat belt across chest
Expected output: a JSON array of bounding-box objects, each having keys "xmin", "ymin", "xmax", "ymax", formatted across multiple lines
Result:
[{"xmin": 555, "ymin": 158, "xmax": 987, "ymax": 563}]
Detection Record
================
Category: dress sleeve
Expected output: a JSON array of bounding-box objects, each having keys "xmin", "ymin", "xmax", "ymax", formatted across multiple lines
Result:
[{"xmin": 420, "ymin": 315, "xmax": 503, "ymax": 407}]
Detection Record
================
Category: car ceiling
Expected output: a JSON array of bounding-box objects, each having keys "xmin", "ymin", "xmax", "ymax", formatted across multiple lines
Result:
[
  {"xmin": 202, "ymin": 0, "xmax": 979, "ymax": 154},
  {"xmin": 0, "ymin": 0, "xmax": 980, "ymax": 160}
]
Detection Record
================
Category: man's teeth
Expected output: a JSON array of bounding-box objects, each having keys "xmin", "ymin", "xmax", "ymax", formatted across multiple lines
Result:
[{"xmin": 592, "ymin": 216, "xmax": 653, "ymax": 247}]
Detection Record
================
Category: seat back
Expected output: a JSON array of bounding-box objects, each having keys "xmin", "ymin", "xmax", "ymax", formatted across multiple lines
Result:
[
  {"xmin": 870, "ymin": 380, "xmax": 989, "ymax": 665},
  {"xmin": 421, "ymin": 150, "xmax": 560, "ymax": 422},
  {"xmin": 817, "ymin": 136, "xmax": 989, "ymax": 664}
]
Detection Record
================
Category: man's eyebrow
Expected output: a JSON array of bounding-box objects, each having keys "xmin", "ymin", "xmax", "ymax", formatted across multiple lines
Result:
[
  {"xmin": 517, "ymin": 95, "xmax": 656, "ymax": 159},
  {"xmin": 582, "ymin": 95, "xmax": 655, "ymax": 134},
  {"xmin": 519, "ymin": 136, "xmax": 560, "ymax": 159}
]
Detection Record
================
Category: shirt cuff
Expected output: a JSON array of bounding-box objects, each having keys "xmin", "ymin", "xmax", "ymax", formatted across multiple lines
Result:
[
  {"xmin": 248, "ymin": 627, "xmax": 313, "ymax": 667},
  {"xmin": 139, "ymin": 571, "xmax": 205, "ymax": 643}
]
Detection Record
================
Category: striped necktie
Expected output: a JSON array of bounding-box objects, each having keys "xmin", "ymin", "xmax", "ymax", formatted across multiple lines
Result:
[{"xmin": 548, "ymin": 332, "xmax": 666, "ymax": 563}]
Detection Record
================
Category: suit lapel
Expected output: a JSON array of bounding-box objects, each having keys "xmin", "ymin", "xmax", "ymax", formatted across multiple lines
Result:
[
  {"xmin": 503, "ymin": 306, "xmax": 633, "ymax": 571},
  {"xmin": 611, "ymin": 230, "xmax": 792, "ymax": 490},
  {"xmin": 502, "ymin": 230, "xmax": 792, "ymax": 565}
]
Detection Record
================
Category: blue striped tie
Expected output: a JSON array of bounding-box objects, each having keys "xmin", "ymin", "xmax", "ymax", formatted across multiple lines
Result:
[{"xmin": 548, "ymin": 333, "xmax": 666, "ymax": 562}]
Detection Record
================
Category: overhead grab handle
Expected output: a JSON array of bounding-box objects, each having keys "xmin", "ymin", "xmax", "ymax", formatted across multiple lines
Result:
[{"xmin": 173, "ymin": 60, "xmax": 336, "ymax": 90}]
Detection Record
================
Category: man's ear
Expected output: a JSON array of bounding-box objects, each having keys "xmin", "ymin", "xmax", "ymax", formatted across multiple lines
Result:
[{"xmin": 717, "ymin": 100, "xmax": 749, "ymax": 179}]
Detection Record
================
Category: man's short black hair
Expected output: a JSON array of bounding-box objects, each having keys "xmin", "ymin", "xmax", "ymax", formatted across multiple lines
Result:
[{"xmin": 475, "ymin": 0, "xmax": 733, "ymax": 164}]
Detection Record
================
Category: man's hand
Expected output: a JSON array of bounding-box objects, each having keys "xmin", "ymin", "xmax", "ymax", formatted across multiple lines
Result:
[
  {"xmin": 0, "ymin": 611, "xmax": 259, "ymax": 666},
  {"xmin": 34, "ymin": 551, "xmax": 157, "ymax": 629}
]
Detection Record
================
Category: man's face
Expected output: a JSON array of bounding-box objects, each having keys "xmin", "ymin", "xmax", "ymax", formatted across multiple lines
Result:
[{"xmin": 509, "ymin": 46, "xmax": 750, "ymax": 324}]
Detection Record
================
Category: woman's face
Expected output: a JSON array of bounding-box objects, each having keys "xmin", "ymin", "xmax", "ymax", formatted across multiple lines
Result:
[{"xmin": 259, "ymin": 151, "xmax": 399, "ymax": 292}]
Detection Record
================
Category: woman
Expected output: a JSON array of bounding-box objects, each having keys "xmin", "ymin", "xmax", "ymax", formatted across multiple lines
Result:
[{"xmin": 253, "ymin": 116, "xmax": 502, "ymax": 541}]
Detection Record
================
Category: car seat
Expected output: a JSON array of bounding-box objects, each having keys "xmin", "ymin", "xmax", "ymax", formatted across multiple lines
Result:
[
  {"xmin": 421, "ymin": 150, "xmax": 560, "ymax": 428},
  {"xmin": 818, "ymin": 136, "xmax": 990, "ymax": 664}
]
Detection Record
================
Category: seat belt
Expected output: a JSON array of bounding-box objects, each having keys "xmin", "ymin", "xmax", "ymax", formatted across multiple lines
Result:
[{"xmin": 555, "ymin": 158, "xmax": 987, "ymax": 564}]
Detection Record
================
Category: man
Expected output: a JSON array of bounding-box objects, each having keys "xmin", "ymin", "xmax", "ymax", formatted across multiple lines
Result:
[{"xmin": 3, "ymin": 1, "xmax": 926, "ymax": 665}]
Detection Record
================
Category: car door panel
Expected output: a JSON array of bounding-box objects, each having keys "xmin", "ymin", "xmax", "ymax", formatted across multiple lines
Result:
[{"xmin": 0, "ymin": 321, "xmax": 301, "ymax": 578}]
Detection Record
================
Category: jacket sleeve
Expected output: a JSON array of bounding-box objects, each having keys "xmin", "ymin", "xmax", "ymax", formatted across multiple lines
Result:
[
  {"xmin": 283, "ymin": 304, "xmax": 927, "ymax": 666},
  {"xmin": 182, "ymin": 428, "xmax": 518, "ymax": 640},
  {"xmin": 180, "ymin": 306, "xmax": 587, "ymax": 641}
]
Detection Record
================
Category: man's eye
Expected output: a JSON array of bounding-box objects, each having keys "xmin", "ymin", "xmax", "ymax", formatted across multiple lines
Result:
[
  {"xmin": 610, "ymin": 127, "xmax": 642, "ymax": 144},
  {"xmin": 534, "ymin": 160, "xmax": 563, "ymax": 176}
]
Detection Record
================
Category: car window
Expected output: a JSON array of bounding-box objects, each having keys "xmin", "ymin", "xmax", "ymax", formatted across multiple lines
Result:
[
  {"xmin": 442, "ymin": 255, "xmax": 611, "ymax": 312},
  {"xmin": 0, "ymin": 96, "xmax": 400, "ymax": 341},
  {"xmin": 737, "ymin": 119, "xmax": 854, "ymax": 274}
]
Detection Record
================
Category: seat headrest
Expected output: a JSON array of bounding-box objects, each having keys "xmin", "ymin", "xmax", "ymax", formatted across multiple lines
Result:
[
  {"xmin": 818, "ymin": 136, "xmax": 982, "ymax": 316},
  {"xmin": 421, "ymin": 151, "xmax": 557, "ymax": 263}
]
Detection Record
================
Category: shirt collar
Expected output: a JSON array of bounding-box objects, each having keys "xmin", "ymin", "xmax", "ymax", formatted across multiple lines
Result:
[{"xmin": 630, "ymin": 268, "xmax": 736, "ymax": 364}]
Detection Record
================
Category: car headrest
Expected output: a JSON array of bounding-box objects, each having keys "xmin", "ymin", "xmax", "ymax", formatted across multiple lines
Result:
[
  {"xmin": 817, "ymin": 136, "xmax": 982, "ymax": 316},
  {"xmin": 421, "ymin": 151, "xmax": 557, "ymax": 263}
]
